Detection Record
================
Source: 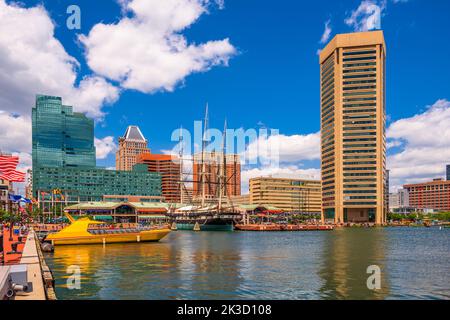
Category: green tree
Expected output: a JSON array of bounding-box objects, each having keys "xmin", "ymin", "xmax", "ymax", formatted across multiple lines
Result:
[
  {"xmin": 0, "ymin": 209, "xmax": 21, "ymax": 240},
  {"xmin": 29, "ymin": 206, "xmax": 43, "ymax": 223},
  {"xmin": 387, "ymin": 212, "xmax": 403, "ymax": 221},
  {"xmin": 0, "ymin": 208, "xmax": 10, "ymax": 222}
]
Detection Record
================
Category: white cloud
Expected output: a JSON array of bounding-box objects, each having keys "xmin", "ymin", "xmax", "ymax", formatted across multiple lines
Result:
[
  {"xmin": 244, "ymin": 132, "xmax": 321, "ymax": 164},
  {"xmin": 0, "ymin": 113, "xmax": 31, "ymax": 192},
  {"xmin": 80, "ymin": 0, "xmax": 237, "ymax": 94},
  {"xmin": 344, "ymin": 0, "xmax": 410, "ymax": 33},
  {"xmin": 320, "ymin": 20, "xmax": 332, "ymax": 44},
  {"xmin": 0, "ymin": 0, "xmax": 119, "ymax": 119},
  {"xmin": 387, "ymin": 99, "xmax": 450, "ymax": 148},
  {"xmin": 241, "ymin": 132, "xmax": 321, "ymax": 193},
  {"xmin": 345, "ymin": 0, "xmax": 386, "ymax": 32},
  {"xmin": 387, "ymin": 99, "xmax": 450, "ymax": 190},
  {"xmin": 13, "ymin": 152, "xmax": 32, "ymax": 172},
  {"xmin": 0, "ymin": 113, "xmax": 31, "ymax": 154},
  {"xmin": 94, "ymin": 136, "xmax": 117, "ymax": 160},
  {"xmin": 386, "ymin": 140, "xmax": 402, "ymax": 149}
]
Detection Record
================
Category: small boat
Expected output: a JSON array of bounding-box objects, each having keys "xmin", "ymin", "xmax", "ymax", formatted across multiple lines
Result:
[{"xmin": 45, "ymin": 213, "xmax": 170, "ymax": 246}]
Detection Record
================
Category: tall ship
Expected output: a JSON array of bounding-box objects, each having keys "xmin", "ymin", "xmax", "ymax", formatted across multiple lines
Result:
[
  {"xmin": 168, "ymin": 105, "xmax": 243, "ymax": 231},
  {"xmin": 169, "ymin": 205, "xmax": 242, "ymax": 231}
]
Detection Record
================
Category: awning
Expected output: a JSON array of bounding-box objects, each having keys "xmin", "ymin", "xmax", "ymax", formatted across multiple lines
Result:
[
  {"xmin": 93, "ymin": 215, "xmax": 113, "ymax": 221},
  {"xmin": 138, "ymin": 215, "xmax": 167, "ymax": 219}
]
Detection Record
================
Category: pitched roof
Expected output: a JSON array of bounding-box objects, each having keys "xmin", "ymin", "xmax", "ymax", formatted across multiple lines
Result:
[{"xmin": 123, "ymin": 125, "xmax": 146, "ymax": 141}]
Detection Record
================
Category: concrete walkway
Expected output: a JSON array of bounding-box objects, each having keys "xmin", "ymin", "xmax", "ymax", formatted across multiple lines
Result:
[{"xmin": 15, "ymin": 231, "xmax": 46, "ymax": 300}]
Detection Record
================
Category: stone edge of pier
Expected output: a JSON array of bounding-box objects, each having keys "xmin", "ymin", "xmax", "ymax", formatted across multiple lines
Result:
[{"xmin": 15, "ymin": 229, "xmax": 57, "ymax": 300}]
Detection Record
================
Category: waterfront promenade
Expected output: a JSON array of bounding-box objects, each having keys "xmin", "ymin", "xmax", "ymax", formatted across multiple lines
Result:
[
  {"xmin": 1, "ymin": 228, "xmax": 54, "ymax": 300},
  {"xmin": 15, "ymin": 230, "xmax": 46, "ymax": 300}
]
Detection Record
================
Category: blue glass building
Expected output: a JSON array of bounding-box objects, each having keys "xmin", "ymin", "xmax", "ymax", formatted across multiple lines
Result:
[
  {"xmin": 32, "ymin": 95, "xmax": 96, "ymax": 169},
  {"xmin": 32, "ymin": 95, "xmax": 161, "ymax": 201}
]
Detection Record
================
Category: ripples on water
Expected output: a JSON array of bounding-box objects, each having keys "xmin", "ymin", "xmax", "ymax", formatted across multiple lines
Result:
[{"xmin": 44, "ymin": 227, "xmax": 450, "ymax": 300}]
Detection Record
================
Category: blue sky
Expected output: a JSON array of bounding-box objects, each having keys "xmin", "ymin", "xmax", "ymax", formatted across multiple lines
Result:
[{"xmin": 0, "ymin": 0, "xmax": 449, "ymax": 193}]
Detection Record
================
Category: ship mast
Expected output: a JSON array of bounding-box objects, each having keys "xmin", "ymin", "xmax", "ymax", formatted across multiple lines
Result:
[
  {"xmin": 178, "ymin": 126, "xmax": 184, "ymax": 204},
  {"xmin": 218, "ymin": 119, "xmax": 227, "ymax": 212},
  {"xmin": 200, "ymin": 103, "xmax": 209, "ymax": 207}
]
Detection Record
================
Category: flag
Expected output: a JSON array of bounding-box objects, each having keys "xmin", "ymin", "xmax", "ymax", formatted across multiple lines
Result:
[
  {"xmin": 0, "ymin": 169, "xmax": 26, "ymax": 182},
  {"xmin": 0, "ymin": 154, "xmax": 25, "ymax": 182},
  {"xmin": 8, "ymin": 194, "xmax": 22, "ymax": 202},
  {"xmin": 0, "ymin": 155, "xmax": 19, "ymax": 172},
  {"xmin": 21, "ymin": 197, "xmax": 32, "ymax": 204}
]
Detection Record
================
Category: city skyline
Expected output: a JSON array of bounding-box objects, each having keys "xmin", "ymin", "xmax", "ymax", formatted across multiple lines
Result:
[{"xmin": 0, "ymin": 0, "xmax": 449, "ymax": 194}]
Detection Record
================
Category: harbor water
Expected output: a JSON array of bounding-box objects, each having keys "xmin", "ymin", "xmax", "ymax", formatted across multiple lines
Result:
[{"xmin": 44, "ymin": 227, "xmax": 450, "ymax": 300}]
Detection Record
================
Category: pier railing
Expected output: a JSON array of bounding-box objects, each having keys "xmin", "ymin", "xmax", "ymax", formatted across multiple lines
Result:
[{"xmin": 33, "ymin": 231, "xmax": 57, "ymax": 300}]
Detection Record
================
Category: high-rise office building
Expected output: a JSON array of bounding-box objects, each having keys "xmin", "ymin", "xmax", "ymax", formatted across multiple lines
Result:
[
  {"xmin": 32, "ymin": 95, "xmax": 161, "ymax": 204},
  {"xmin": 136, "ymin": 153, "xmax": 181, "ymax": 203},
  {"xmin": 249, "ymin": 177, "xmax": 322, "ymax": 213},
  {"xmin": 447, "ymin": 164, "xmax": 450, "ymax": 181},
  {"xmin": 34, "ymin": 165, "xmax": 161, "ymax": 202},
  {"xmin": 116, "ymin": 126, "xmax": 150, "ymax": 171},
  {"xmin": 193, "ymin": 152, "xmax": 241, "ymax": 199},
  {"xmin": 389, "ymin": 188, "xmax": 409, "ymax": 210},
  {"xmin": 388, "ymin": 192, "xmax": 399, "ymax": 210},
  {"xmin": 404, "ymin": 179, "xmax": 450, "ymax": 211},
  {"xmin": 319, "ymin": 31, "xmax": 387, "ymax": 224},
  {"xmin": 32, "ymin": 95, "xmax": 96, "ymax": 169},
  {"xmin": 25, "ymin": 169, "xmax": 33, "ymax": 199}
]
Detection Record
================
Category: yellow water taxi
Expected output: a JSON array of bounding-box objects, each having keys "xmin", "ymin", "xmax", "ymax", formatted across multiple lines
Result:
[{"xmin": 45, "ymin": 213, "xmax": 170, "ymax": 246}]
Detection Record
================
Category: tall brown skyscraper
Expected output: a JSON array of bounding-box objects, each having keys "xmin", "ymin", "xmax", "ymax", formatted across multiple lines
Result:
[
  {"xmin": 116, "ymin": 126, "xmax": 150, "ymax": 171},
  {"xmin": 193, "ymin": 152, "xmax": 241, "ymax": 200},
  {"xmin": 136, "ymin": 153, "xmax": 181, "ymax": 203},
  {"xmin": 319, "ymin": 31, "xmax": 387, "ymax": 225}
]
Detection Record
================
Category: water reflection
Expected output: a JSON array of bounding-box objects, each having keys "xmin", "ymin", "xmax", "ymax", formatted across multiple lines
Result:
[
  {"xmin": 46, "ymin": 232, "xmax": 244, "ymax": 299},
  {"xmin": 44, "ymin": 228, "xmax": 450, "ymax": 300},
  {"xmin": 186, "ymin": 232, "xmax": 243, "ymax": 299},
  {"xmin": 319, "ymin": 228, "xmax": 389, "ymax": 299}
]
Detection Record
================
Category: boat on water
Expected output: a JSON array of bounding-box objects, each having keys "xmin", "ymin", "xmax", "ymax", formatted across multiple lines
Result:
[
  {"xmin": 235, "ymin": 224, "xmax": 334, "ymax": 231},
  {"xmin": 45, "ymin": 213, "xmax": 170, "ymax": 245},
  {"xmin": 174, "ymin": 216, "xmax": 238, "ymax": 231},
  {"xmin": 170, "ymin": 106, "xmax": 243, "ymax": 232},
  {"xmin": 169, "ymin": 205, "xmax": 242, "ymax": 231}
]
